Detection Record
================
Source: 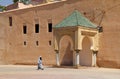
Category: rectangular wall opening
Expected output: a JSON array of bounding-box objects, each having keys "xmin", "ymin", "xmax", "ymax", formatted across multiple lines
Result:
[
  {"xmin": 49, "ymin": 40, "xmax": 52, "ymax": 46},
  {"xmin": 9, "ymin": 17, "xmax": 12, "ymax": 26},
  {"xmin": 23, "ymin": 25, "xmax": 27, "ymax": 34},
  {"xmin": 48, "ymin": 23, "xmax": 52, "ymax": 32},
  {"xmin": 24, "ymin": 41, "xmax": 26, "ymax": 46},
  {"xmin": 35, "ymin": 24, "xmax": 39, "ymax": 33},
  {"xmin": 36, "ymin": 41, "xmax": 39, "ymax": 46}
]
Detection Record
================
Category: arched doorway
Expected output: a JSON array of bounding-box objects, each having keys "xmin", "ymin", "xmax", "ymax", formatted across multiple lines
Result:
[
  {"xmin": 59, "ymin": 35, "xmax": 74, "ymax": 66},
  {"xmin": 80, "ymin": 37, "xmax": 93, "ymax": 66}
]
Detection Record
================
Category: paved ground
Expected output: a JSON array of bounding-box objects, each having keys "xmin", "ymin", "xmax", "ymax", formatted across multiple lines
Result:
[{"xmin": 0, "ymin": 65, "xmax": 120, "ymax": 79}]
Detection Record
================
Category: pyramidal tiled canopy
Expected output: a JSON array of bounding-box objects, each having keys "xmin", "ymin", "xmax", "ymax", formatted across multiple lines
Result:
[{"xmin": 54, "ymin": 10, "xmax": 97, "ymax": 28}]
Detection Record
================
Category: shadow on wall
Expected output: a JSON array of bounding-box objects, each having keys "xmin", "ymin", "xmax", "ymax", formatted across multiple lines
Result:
[
  {"xmin": 61, "ymin": 42, "xmax": 73, "ymax": 66},
  {"xmin": 59, "ymin": 35, "xmax": 74, "ymax": 66}
]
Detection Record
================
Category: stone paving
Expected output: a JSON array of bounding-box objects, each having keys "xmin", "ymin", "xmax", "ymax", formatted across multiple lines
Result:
[{"xmin": 0, "ymin": 65, "xmax": 120, "ymax": 79}]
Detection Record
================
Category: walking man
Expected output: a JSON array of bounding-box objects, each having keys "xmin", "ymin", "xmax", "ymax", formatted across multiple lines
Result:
[{"xmin": 37, "ymin": 56, "xmax": 44, "ymax": 70}]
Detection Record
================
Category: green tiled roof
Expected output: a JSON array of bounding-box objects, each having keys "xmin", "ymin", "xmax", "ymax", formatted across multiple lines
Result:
[{"xmin": 54, "ymin": 10, "xmax": 97, "ymax": 28}]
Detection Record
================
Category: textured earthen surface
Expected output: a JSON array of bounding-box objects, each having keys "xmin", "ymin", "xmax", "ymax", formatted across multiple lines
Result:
[{"xmin": 0, "ymin": 65, "xmax": 120, "ymax": 79}]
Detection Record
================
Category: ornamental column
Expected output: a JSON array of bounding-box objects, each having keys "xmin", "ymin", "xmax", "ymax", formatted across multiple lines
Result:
[
  {"xmin": 75, "ymin": 28, "xmax": 81, "ymax": 68},
  {"xmin": 92, "ymin": 51, "xmax": 98, "ymax": 67},
  {"xmin": 75, "ymin": 50, "xmax": 80, "ymax": 68},
  {"xmin": 55, "ymin": 50, "xmax": 60, "ymax": 66}
]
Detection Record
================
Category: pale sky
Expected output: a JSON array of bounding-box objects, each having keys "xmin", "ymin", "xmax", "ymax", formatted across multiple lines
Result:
[{"xmin": 0, "ymin": 0, "xmax": 13, "ymax": 6}]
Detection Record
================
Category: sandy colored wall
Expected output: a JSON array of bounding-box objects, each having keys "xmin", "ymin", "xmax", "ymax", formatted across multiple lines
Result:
[
  {"xmin": 3, "ymin": 10, "xmax": 56, "ymax": 65},
  {"xmin": 0, "ymin": 0, "xmax": 120, "ymax": 68},
  {"xmin": 0, "ymin": 15, "xmax": 7, "ymax": 64}
]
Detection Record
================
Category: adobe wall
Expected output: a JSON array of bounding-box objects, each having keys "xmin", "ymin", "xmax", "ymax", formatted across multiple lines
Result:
[
  {"xmin": 0, "ymin": 0, "xmax": 120, "ymax": 68},
  {"xmin": 2, "ymin": 10, "xmax": 56, "ymax": 65},
  {"xmin": 0, "ymin": 15, "xmax": 7, "ymax": 64}
]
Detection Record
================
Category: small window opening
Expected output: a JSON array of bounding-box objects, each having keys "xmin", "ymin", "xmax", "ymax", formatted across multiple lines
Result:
[
  {"xmin": 24, "ymin": 41, "xmax": 26, "ymax": 46},
  {"xmin": 9, "ymin": 17, "xmax": 12, "ymax": 26},
  {"xmin": 35, "ymin": 24, "xmax": 39, "ymax": 33},
  {"xmin": 23, "ymin": 25, "xmax": 27, "ymax": 34},
  {"xmin": 48, "ymin": 23, "xmax": 52, "ymax": 32},
  {"xmin": 36, "ymin": 41, "xmax": 39, "ymax": 46},
  {"xmin": 49, "ymin": 40, "xmax": 51, "ymax": 45}
]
